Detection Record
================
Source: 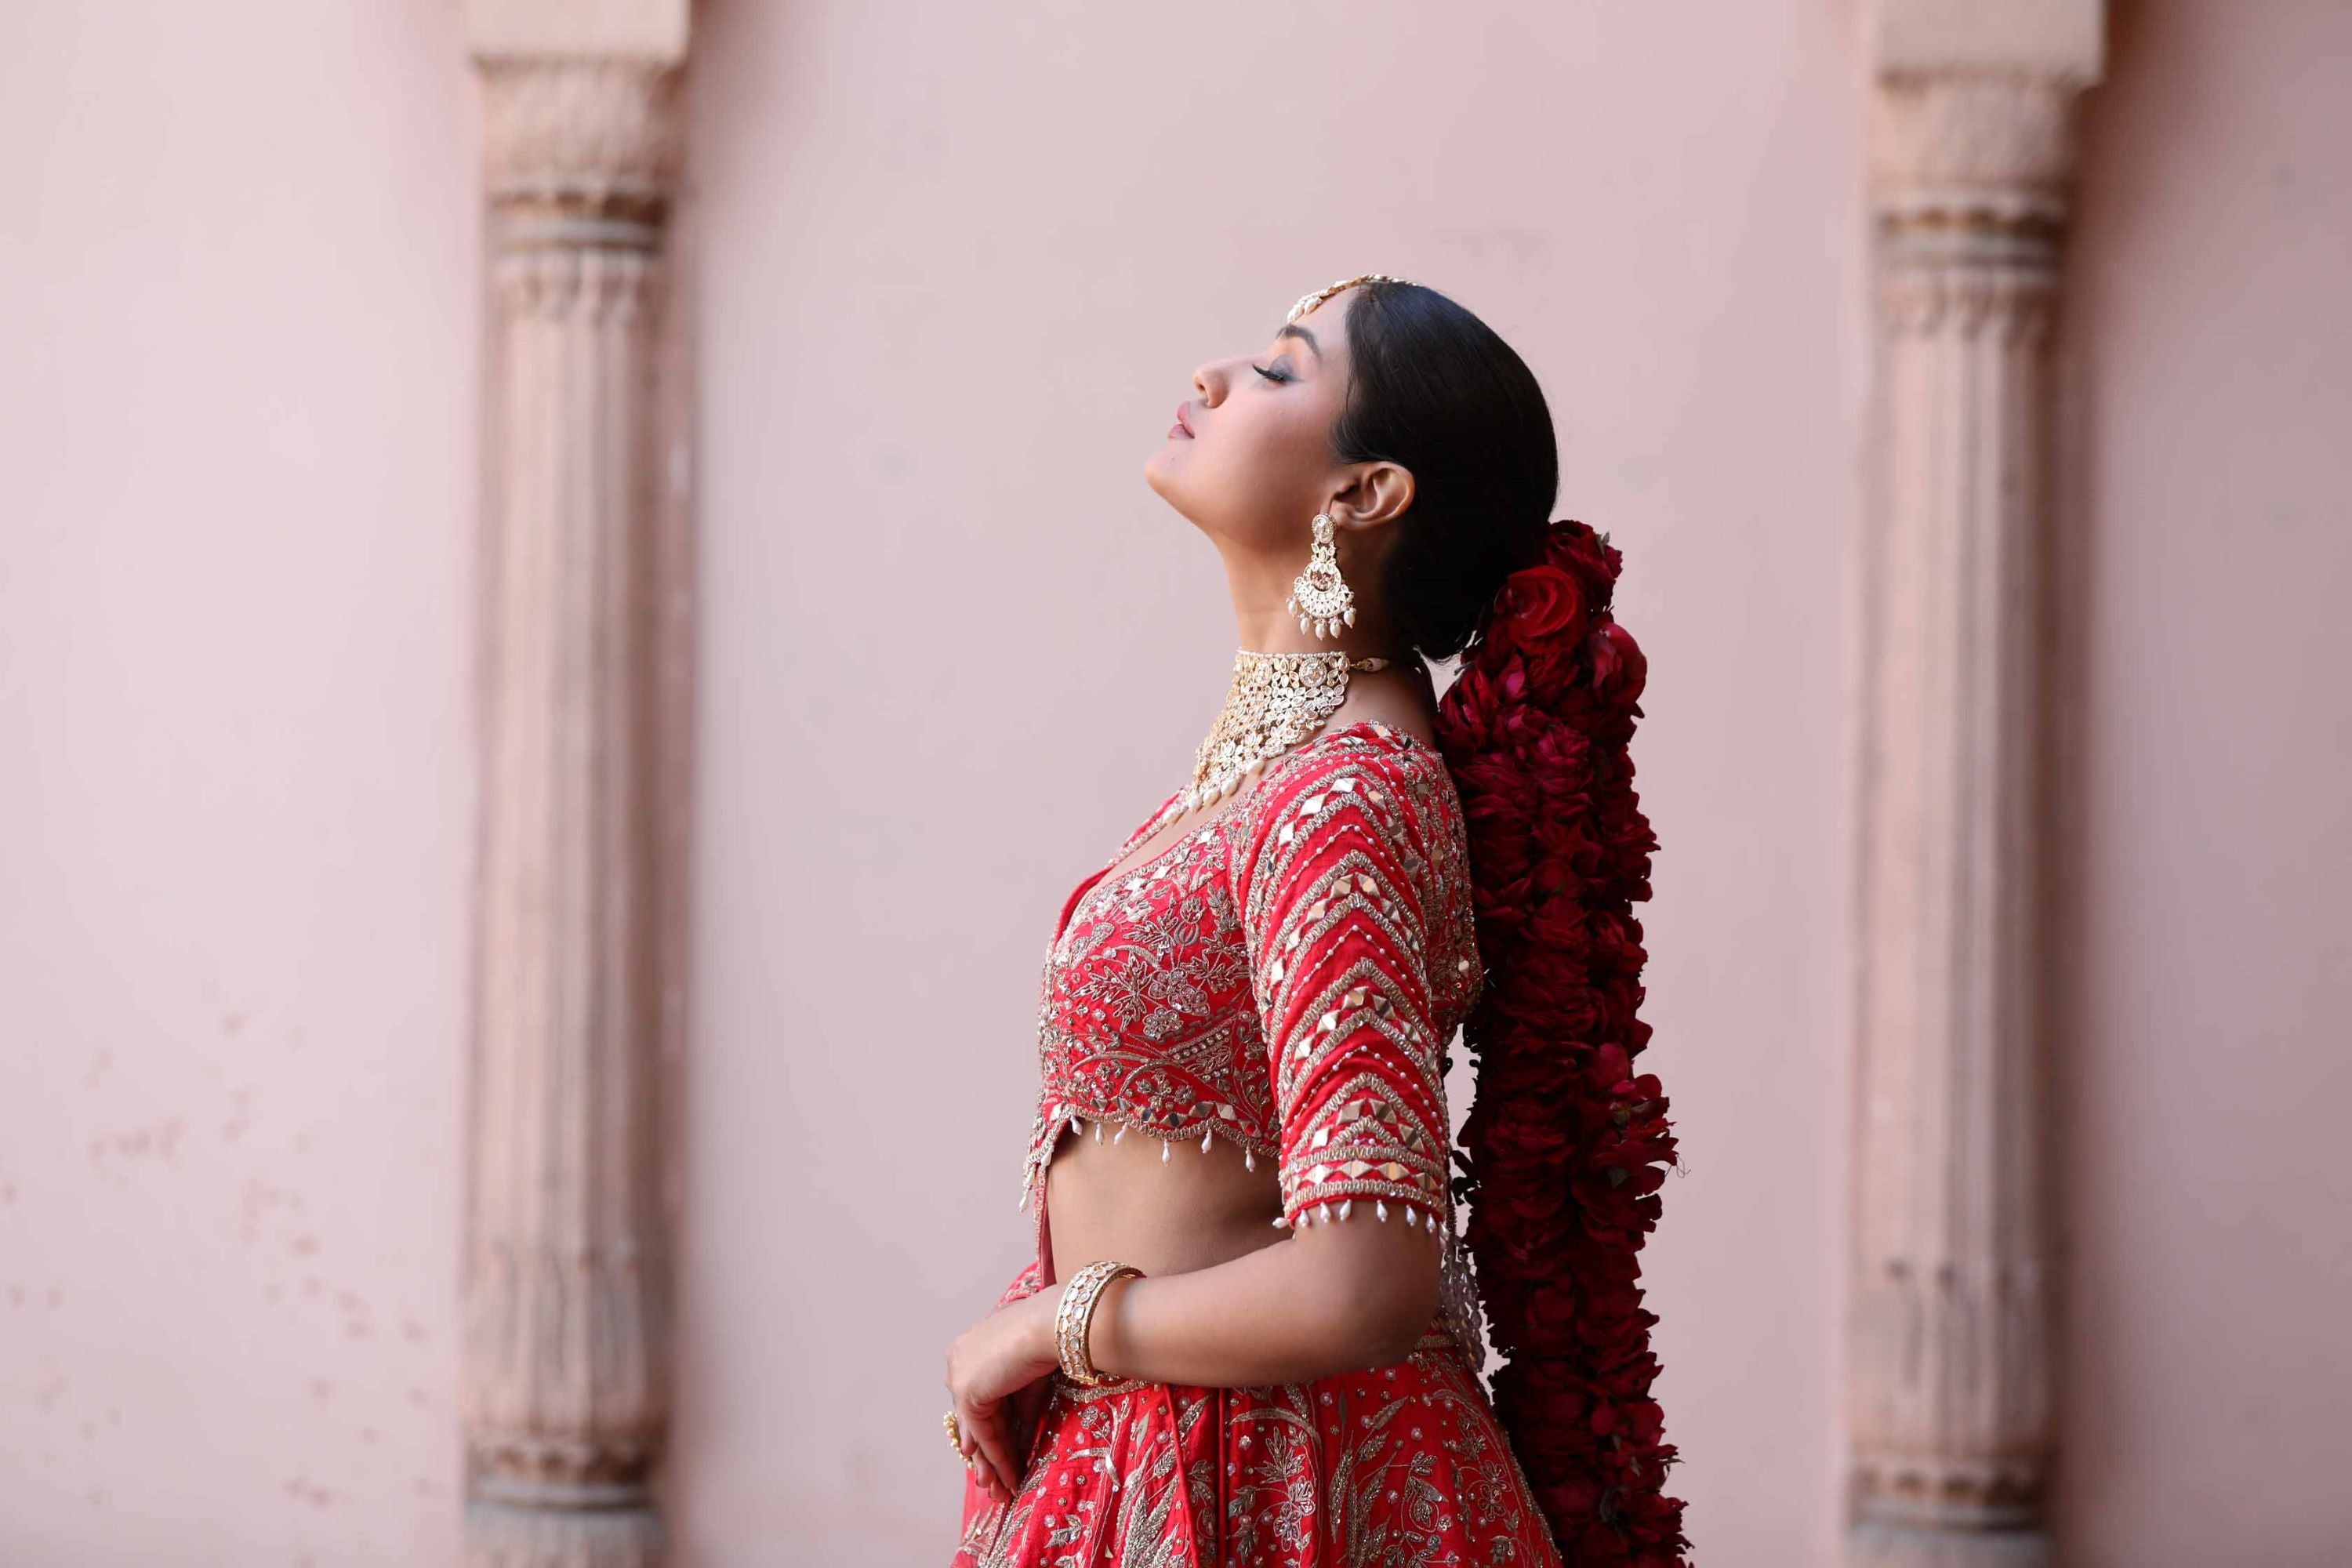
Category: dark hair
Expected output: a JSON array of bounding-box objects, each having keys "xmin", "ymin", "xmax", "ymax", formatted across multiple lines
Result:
[
  {"xmin": 1327, "ymin": 281, "xmax": 1557, "ymax": 660},
  {"xmin": 1337, "ymin": 279, "xmax": 1692, "ymax": 1563}
]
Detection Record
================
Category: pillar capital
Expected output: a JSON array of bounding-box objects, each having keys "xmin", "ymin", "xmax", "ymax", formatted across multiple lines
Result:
[
  {"xmin": 466, "ymin": 2, "xmax": 688, "ymax": 251},
  {"xmin": 1867, "ymin": 0, "xmax": 2106, "ymax": 229},
  {"xmin": 474, "ymin": 60, "xmax": 684, "ymax": 236},
  {"xmin": 1865, "ymin": 2, "xmax": 2107, "ymax": 331}
]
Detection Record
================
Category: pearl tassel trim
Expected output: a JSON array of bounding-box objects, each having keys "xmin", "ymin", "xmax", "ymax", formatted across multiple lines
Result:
[
  {"xmin": 1269, "ymin": 1194, "xmax": 1442, "ymax": 1230},
  {"xmin": 1024, "ymin": 1109, "xmax": 1436, "ymax": 1231},
  {"xmin": 1025, "ymin": 1111, "xmax": 1264, "ymax": 1205}
]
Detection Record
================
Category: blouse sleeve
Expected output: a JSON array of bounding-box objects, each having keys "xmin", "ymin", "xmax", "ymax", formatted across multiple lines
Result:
[{"xmin": 1238, "ymin": 742, "xmax": 1455, "ymax": 1233}]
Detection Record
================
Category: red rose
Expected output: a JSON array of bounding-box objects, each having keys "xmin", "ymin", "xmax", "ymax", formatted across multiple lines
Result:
[
  {"xmin": 1589, "ymin": 621, "xmax": 1648, "ymax": 708},
  {"xmin": 1504, "ymin": 563, "xmax": 1588, "ymax": 643},
  {"xmin": 1545, "ymin": 519, "xmax": 1617, "ymax": 599}
]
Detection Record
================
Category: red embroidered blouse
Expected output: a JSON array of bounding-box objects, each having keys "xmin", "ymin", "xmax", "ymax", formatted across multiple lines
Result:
[
  {"xmin": 954, "ymin": 720, "xmax": 1572, "ymax": 1566},
  {"xmin": 1018, "ymin": 718, "xmax": 1482, "ymax": 1238}
]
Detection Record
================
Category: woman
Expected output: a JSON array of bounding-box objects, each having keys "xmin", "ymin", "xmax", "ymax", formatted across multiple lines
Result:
[{"xmin": 944, "ymin": 275, "xmax": 1689, "ymax": 1566}]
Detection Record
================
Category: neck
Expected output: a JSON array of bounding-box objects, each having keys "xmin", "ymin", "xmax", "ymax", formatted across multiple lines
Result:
[{"xmin": 1223, "ymin": 544, "xmax": 1412, "ymax": 665}]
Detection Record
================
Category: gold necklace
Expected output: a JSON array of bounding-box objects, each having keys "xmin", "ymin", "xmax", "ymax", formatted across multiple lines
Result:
[{"xmin": 1167, "ymin": 647, "xmax": 1419, "ymax": 819}]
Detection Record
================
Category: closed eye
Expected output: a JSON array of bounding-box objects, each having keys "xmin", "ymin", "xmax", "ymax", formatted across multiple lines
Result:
[{"xmin": 1253, "ymin": 362, "xmax": 1292, "ymax": 384}]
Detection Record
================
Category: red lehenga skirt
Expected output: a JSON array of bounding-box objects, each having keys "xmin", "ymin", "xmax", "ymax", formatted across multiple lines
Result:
[{"xmin": 952, "ymin": 1188, "xmax": 1564, "ymax": 1566}]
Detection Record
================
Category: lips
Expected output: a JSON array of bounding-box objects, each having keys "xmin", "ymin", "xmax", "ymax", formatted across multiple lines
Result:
[{"xmin": 1172, "ymin": 401, "xmax": 1195, "ymax": 437}]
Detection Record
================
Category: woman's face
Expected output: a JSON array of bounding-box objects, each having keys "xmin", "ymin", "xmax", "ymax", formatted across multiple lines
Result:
[{"xmin": 1144, "ymin": 289, "xmax": 1361, "ymax": 558}]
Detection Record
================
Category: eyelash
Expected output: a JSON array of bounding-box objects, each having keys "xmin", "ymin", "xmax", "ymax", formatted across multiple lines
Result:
[{"xmin": 1253, "ymin": 363, "xmax": 1291, "ymax": 383}]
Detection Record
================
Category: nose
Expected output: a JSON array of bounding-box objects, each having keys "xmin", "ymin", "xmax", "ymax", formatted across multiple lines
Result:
[{"xmin": 1192, "ymin": 358, "xmax": 1230, "ymax": 406}]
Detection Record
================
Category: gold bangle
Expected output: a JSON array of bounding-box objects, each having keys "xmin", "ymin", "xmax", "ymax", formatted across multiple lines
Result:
[{"xmin": 1053, "ymin": 1258, "xmax": 1143, "ymax": 1386}]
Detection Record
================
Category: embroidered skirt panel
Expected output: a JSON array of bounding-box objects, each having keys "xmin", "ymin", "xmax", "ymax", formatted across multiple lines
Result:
[{"xmin": 951, "ymin": 1261, "xmax": 1564, "ymax": 1568}]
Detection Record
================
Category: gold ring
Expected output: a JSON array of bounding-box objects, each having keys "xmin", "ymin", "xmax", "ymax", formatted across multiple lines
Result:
[{"xmin": 942, "ymin": 1410, "xmax": 964, "ymax": 1456}]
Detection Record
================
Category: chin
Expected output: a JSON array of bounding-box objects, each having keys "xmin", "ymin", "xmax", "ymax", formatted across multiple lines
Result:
[
  {"xmin": 1142, "ymin": 469, "xmax": 1210, "ymax": 533},
  {"xmin": 1142, "ymin": 448, "xmax": 1185, "ymax": 503}
]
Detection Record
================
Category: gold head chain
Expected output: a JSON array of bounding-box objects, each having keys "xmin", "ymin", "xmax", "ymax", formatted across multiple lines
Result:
[{"xmin": 1287, "ymin": 272, "xmax": 1414, "ymax": 323}]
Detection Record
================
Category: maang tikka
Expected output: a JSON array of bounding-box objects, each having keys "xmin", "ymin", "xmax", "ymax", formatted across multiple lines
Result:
[{"xmin": 1287, "ymin": 510, "xmax": 1356, "ymax": 640}]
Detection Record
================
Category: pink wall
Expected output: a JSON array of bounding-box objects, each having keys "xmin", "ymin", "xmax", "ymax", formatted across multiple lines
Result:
[
  {"xmin": 2051, "ymin": 3, "xmax": 2352, "ymax": 1562},
  {"xmin": 1, "ymin": 1, "xmax": 2345, "ymax": 1564},
  {"xmin": 0, "ymin": 1, "xmax": 477, "ymax": 1561}
]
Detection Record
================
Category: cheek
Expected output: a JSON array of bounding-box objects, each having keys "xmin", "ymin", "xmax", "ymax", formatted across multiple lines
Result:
[
  {"xmin": 1210, "ymin": 401, "xmax": 1327, "ymax": 485},
  {"xmin": 1145, "ymin": 392, "xmax": 1334, "ymax": 527}
]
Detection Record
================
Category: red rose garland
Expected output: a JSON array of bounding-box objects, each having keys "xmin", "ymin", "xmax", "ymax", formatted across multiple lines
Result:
[{"xmin": 1434, "ymin": 518, "xmax": 1691, "ymax": 1565}]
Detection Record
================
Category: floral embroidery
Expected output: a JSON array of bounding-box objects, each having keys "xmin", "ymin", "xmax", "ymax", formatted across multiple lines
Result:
[
  {"xmin": 953, "ymin": 1348, "xmax": 1563, "ymax": 1566},
  {"xmin": 1019, "ymin": 722, "xmax": 1481, "ymax": 1236}
]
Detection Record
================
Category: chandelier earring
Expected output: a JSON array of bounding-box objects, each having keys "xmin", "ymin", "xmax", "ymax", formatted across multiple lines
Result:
[{"xmin": 1286, "ymin": 510, "xmax": 1357, "ymax": 641}]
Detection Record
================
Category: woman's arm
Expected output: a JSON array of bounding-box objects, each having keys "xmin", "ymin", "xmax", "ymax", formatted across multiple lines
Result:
[
  {"xmin": 942, "ymin": 1210, "xmax": 1441, "ymax": 1510},
  {"xmin": 1044, "ymin": 1207, "xmax": 1443, "ymax": 1385}
]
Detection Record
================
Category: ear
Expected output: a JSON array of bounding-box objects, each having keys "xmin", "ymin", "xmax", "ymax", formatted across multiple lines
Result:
[{"xmin": 1326, "ymin": 461, "xmax": 1415, "ymax": 535}]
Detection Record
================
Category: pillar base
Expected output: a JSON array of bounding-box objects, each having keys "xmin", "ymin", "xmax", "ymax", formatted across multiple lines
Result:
[
  {"xmin": 1850, "ymin": 1517, "xmax": 2050, "ymax": 1568},
  {"xmin": 465, "ymin": 1497, "xmax": 663, "ymax": 1568}
]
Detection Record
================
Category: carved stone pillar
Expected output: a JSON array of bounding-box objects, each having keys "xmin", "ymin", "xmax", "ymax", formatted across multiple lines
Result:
[
  {"xmin": 461, "ymin": 5, "xmax": 688, "ymax": 1563},
  {"xmin": 1848, "ymin": 5, "xmax": 2103, "ymax": 1565}
]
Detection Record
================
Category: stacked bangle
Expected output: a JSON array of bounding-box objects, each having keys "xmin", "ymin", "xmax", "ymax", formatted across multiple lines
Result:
[{"xmin": 1053, "ymin": 1259, "xmax": 1143, "ymax": 1386}]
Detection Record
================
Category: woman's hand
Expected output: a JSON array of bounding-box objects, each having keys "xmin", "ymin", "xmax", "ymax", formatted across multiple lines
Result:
[{"xmin": 944, "ymin": 1287, "xmax": 1061, "ymax": 1506}]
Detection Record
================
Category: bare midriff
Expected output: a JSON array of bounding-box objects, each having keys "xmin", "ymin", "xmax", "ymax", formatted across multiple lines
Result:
[{"xmin": 1043, "ymin": 1114, "xmax": 1288, "ymax": 1286}]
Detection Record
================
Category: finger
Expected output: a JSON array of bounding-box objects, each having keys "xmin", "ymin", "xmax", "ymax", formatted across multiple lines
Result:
[
  {"xmin": 962, "ymin": 1448, "xmax": 999, "ymax": 1505},
  {"xmin": 955, "ymin": 1420, "xmax": 993, "ymax": 1495},
  {"xmin": 970, "ymin": 1413, "xmax": 1022, "ymax": 1507},
  {"xmin": 964, "ymin": 1401, "xmax": 1021, "ymax": 1504},
  {"xmin": 956, "ymin": 1399, "xmax": 1015, "ymax": 1504}
]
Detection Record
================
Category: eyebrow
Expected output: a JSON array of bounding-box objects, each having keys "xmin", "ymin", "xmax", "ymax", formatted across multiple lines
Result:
[{"xmin": 1276, "ymin": 323, "xmax": 1322, "ymax": 358}]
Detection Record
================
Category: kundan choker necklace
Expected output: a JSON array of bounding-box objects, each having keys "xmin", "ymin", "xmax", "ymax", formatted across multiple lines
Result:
[{"xmin": 1168, "ymin": 646, "xmax": 1423, "ymax": 818}]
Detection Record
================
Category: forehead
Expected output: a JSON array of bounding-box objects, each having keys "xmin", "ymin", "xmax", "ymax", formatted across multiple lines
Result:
[{"xmin": 1276, "ymin": 287, "xmax": 1358, "ymax": 357}]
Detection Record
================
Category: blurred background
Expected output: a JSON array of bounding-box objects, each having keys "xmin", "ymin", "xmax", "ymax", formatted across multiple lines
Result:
[{"xmin": 2, "ymin": 1, "xmax": 2347, "ymax": 1563}]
